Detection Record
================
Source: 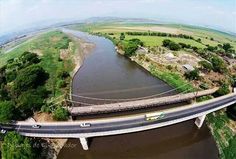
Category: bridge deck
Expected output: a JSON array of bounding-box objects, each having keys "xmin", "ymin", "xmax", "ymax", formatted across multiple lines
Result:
[{"xmin": 70, "ymin": 88, "xmax": 218, "ymax": 115}]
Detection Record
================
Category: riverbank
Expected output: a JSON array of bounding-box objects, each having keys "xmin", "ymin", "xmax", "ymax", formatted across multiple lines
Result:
[
  {"xmin": 63, "ymin": 31, "xmax": 95, "ymax": 76},
  {"xmin": 0, "ymin": 29, "xmax": 95, "ymax": 159}
]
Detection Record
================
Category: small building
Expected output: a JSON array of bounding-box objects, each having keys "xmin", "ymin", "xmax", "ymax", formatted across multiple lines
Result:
[{"xmin": 182, "ymin": 64, "xmax": 195, "ymax": 72}]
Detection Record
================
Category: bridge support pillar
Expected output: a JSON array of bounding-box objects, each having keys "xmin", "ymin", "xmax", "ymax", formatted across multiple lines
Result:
[
  {"xmin": 79, "ymin": 137, "xmax": 89, "ymax": 150},
  {"xmin": 195, "ymin": 114, "xmax": 206, "ymax": 129}
]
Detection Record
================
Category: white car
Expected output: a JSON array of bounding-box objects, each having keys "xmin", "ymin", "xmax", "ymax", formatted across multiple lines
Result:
[
  {"xmin": 0, "ymin": 129, "xmax": 7, "ymax": 134},
  {"xmin": 32, "ymin": 125, "xmax": 41, "ymax": 129},
  {"xmin": 80, "ymin": 123, "xmax": 91, "ymax": 128}
]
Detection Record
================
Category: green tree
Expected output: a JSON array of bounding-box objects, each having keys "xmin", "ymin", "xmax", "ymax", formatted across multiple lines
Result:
[
  {"xmin": 124, "ymin": 41, "xmax": 139, "ymax": 57},
  {"xmin": 53, "ymin": 106, "xmax": 69, "ymax": 121},
  {"xmin": 0, "ymin": 101, "xmax": 15, "ymax": 123},
  {"xmin": 168, "ymin": 42, "xmax": 181, "ymax": 51},
  {"xmin": 162, "ymin": 39, "xmax": 180, "ymax": 51},
  {"xmin": 196, "ymin": 38, "xmax": 201, "ymax": 43},
  {"xmin": 0, "ymin": 66, "xmax": 6, "ymax": 84},
  {"xmin": 2, "ymin": 132, "xmax": 34, "ymax": 159},
  {"xmin": 223, "ymin": 43, "xmax": 233, "ymax": 52},
  {"xmin": 129, "ymin": 38, "xmax": 144, "ymax": 46},
  {"xmin": 57, "ymin": 71, "xmax": 70, "ymax": 79},
  {"xmin": 20, "ymin": 52, "xmax": 40, "ymax": 66},
  {"xmin": 198, "ymin": 60, "xmax": 213, "ymax": 71},
  {"xmin": 162, "ymin": 39, "xmax": 171, "ymax": 47},
  {"xmin": 210, "ymin": 55, "xmax": 227, "ymax": 73},
  {"xmin": 120, "ymin": 33, "xmax": 125, "ymax": 40},
  {"xmin": 14, "ymin": 65, "xmax": 49, "ymax": 94},
  {"xmin": 213, "ymin": 83, "xmax": 230, "ymax": 97},
  {"xmin": 184, "ymin": 69, "xmax": 200, "ymax": 80},
  {"xmin": 17, "ymin": 90, "xmax": 45, "ymax": 118}
]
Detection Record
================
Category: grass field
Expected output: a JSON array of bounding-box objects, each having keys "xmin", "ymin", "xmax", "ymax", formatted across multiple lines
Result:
[{"xmin": 69, "ymin": 22, "xmax": 236, "ymax": 49}]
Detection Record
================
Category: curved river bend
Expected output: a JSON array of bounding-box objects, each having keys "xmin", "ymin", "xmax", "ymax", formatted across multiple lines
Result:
[{"xmin": 58, "ymin": 30, "xmax": 218, "ymax": 159}]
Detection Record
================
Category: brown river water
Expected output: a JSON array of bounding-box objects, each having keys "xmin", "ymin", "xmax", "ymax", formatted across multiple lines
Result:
[{"xmin": 58, "ymin": 29, "xmax": 219, "ymax": 159}]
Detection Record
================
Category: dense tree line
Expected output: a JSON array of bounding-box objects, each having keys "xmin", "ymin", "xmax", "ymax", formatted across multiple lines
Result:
[
  {"xmin": 162, "ymin": 39, "xmax": 181, "ymax": 51},
  {"xmin": 0, "ymin": 52, "xmax": 50, "ymax": 122},
  {"xmin": 1, "ymin": 132, "xmax": 45, "ymax": 159},
  {"xmin": 126, "ymin": 31, "xmax": 194, "ymax": 40}
]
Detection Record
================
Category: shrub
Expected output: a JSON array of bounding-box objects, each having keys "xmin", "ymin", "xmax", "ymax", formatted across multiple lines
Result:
[
  {"xmin": 184, "ymin": 69, "xmax": 200, "ymax": 80},
  {"xmin": 197, "ymin": 95, "xmax": 213, "ymax": 102},
  {"xmin": 2, "ymin": 132, "xmax": 35, "ymax": 159},
  {"xmin": 53, "ymin": 106, "xmax": 69, "ymax": 121},
  {"xmin": 162, "ymin": 39, "xmax": 180, "ymax": 51},
  {"xmin": 198, "ymin": 60, "xmax": 213, "ymax": 71},
  {"xmin": 213, "ymin": 83, "xmax": 230, "ymax": 97},
  {"xmin": 210, "ymin": 55, "xmax": 227, "ymax": 73},
  {"xmin": 57, "ymin": 80, "xmax": 67, "ymax": 88},
  {"xmin": 57, "ymin": 71, "xmax": 70, "ymax": 79},
  {"xmin": 0, "ymin": 101, "xmax": 15, "ymax": 123}
]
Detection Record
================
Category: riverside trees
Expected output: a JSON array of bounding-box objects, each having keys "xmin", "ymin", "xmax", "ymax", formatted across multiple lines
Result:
[
  {"xmin": 0, "ymin": 52, "xmax": 49, "ymax": 122},
  {"xmin": 2, "ymin": 132, "xmax": 39, "ymax": 159}
]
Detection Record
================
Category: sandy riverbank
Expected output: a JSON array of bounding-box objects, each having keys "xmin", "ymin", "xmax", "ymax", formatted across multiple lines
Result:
[{"xmin": 64, "ymin": 32, "xmax": 95, "ymax": 76}]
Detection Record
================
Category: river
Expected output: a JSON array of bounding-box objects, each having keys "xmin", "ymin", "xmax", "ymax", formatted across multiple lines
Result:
[{"xmin": 58, "ymin": 29, "xmax": 219, "ymax": 159}]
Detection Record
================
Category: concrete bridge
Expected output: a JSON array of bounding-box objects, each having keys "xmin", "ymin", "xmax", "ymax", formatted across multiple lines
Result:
[
  {"xmin": 2, "ymin": 91, "xmax": 235, "ymax": 150},
  {"xmin": 69, "ymin": 88, "xmax": 218, "ymax": 115}
]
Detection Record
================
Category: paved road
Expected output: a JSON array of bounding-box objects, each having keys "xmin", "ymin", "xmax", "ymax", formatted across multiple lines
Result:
[{"xmin": 1, "ymin": 93, "xmax": 235, "ymax": 138}]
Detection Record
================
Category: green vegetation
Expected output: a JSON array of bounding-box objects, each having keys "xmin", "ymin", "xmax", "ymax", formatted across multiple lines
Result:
[
  {"xmin": 14, "ymin": 65, "xmax": 49, "ymax": 94},
  {"xmin": 198, "ymin": 60, "xmax": 213, "ymax": 72},
  {"xmin": 2, "ymin": 132, "xmax": 37, "ymax": 159},
  {"xmin": 213, "ymin": 83, "xmax": 230, "ymax": 97},
  {"xmin": 196, "ymin": 95, "xmax": 213, "ymax": 102},
  {"xmin": 52, "ymin": 106, "xmax": 70, "ymax": 121},
  {"xmin": 120, "ymin": 38, "xmax": 143, "ymax": 57},
  {"xmin": 162, "ymin": 39, "xmax": 181, "ymax": 51},
  {"xmin": 120, "ymin": 32, "xmax": 125, "ymax": 40},
  {"xmin": 0, "ymin": 31, "xmax": 74, "ymax": 122},
  {"xmin": 207, "ymin": 112, "xmax": 236, "ymax": 159},
  {"xmin": 0, "ymin": 101, "xmax": 15, "ymax": 123},
  {"xmin": 149, "ymin": 64, "xmax": 195, "ymax": 93},
  {"xmin": 0, "ymin": 52, "xmax": 49, "ymax": 121},
  {"xmin": 0, "ymin": 30, "xmax": 75, "ymax": 159},
  {"xmin": 184, "ymin": 69, "xmax": 200, "ymax": 80}
]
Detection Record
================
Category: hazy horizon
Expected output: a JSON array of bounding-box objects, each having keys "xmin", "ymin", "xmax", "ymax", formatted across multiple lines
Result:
[{"xmin": 0, "ymin": 0, "xmax": 236, "ymax": 35}]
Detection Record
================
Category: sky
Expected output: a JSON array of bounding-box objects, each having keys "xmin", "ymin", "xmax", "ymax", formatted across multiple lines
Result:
[{"xmin": 0, "ymin": 0, "xmax": 236, "ymax": 35}]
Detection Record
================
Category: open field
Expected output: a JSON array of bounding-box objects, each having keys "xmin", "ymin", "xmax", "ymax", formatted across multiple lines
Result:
[
  {"xmin": 125, "ymin": 35, "xmax": 205, "ymax": 48},
  {"xmin": 69, "ymin": 23, "xmax": 236, "ymax": 49}
]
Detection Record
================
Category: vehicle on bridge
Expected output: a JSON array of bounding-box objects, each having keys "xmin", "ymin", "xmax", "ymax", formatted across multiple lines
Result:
[
  {"xmin": 32, "ymin": 125, "xmax": 41, "ymax": 129},
  {"xmin": 145, "ymin": 112, "xmax": 165, "ymax": 121},
  {"xmin": 0, "ymin": 128, "xmax": 7, "ymax": 134},
  {"xmin": 80, "ymin": 123, "xmax": 91, "ymax": 128}
]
